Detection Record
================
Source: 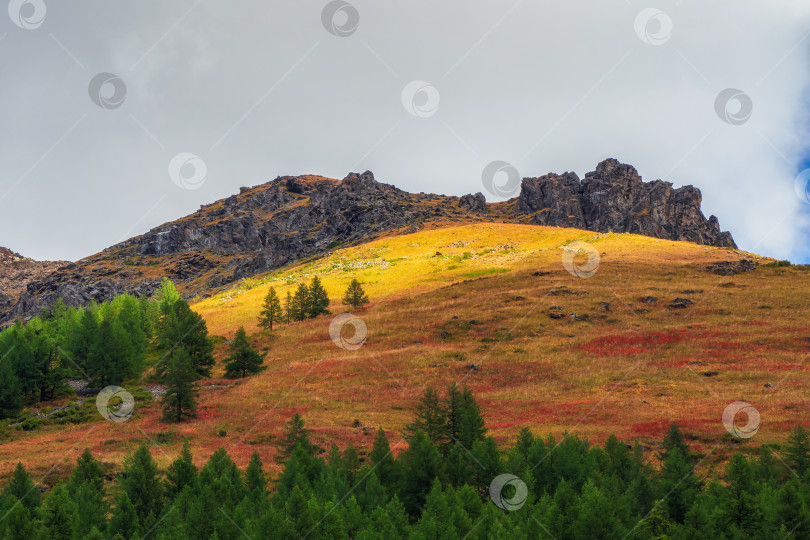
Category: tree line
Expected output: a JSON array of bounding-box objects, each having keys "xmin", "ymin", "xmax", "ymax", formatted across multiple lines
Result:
[
  {"xmin": 258, "ymin": 277, "xmax": 369, "ymax": 330},
  {"xmin": 0, "ymin": 277, "xmax": 369, "ymax": 424},
  {"xmin": 1, "ymin": 386, "xmax": 810, "ymax": 539}
]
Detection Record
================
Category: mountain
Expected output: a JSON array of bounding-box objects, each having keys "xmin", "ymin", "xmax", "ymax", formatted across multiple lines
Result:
[
  {"xmin": 0, "ymin": 247, "xmax": 67, "ymax": 316},
  {"xmin": 1, "ymin": 222, "xmax": 796, "ymax": 478},
  {"xmin": 1, "ymin": 158, "xmax": 734, "ymax": 322}
]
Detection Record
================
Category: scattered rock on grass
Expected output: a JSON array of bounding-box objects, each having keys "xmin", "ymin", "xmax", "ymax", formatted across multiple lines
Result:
[
  {"xmin": 706, "ymin": 259, "xmax": 756, "ymax": 275},
  {"xmin": 668, "ymin": 298, "xmax": 694, "ymax": 309}
]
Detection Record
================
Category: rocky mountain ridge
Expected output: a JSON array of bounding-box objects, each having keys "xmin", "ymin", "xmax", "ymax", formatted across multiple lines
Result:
[{"xmin": 1, "ymin": 159, "xmax": 735, "ymax": 322}]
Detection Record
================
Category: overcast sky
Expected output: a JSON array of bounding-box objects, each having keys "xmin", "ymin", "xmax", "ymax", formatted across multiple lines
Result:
[{"xmin": 2, "ymin": 1, "xmax": 809, "ymax": 263}]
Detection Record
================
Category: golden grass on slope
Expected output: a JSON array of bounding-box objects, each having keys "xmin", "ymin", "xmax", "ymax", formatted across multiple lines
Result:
[
  {"xmin": 194, "ymin": 222, "xmax": 656, "ymax": 337},
  {"xmin": 2, "ymin": 222, "xmax": 808, "ymax": 485}
]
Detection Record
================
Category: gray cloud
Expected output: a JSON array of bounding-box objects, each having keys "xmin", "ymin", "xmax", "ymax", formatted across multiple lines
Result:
[{"xmin": 1, "ymin": 1, "xmax": 809, "ymax": 262}]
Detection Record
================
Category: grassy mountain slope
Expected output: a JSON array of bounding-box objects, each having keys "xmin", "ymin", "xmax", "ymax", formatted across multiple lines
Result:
[{"xmin": 1, "ymin": 222, "xmax": 806, "ymax": 485}]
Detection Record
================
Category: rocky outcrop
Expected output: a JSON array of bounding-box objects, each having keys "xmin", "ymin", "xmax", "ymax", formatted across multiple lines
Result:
[
  {"xmin": 0, "ymin": 247, "xmax": 68, "ymax": 320},
  {"xmin": 518, "ymin": 159, "xmax": 735, "ymax": 247},
  {"xmin": 1, "ymin": 160, "xmax": 735, "ymax": 322}
]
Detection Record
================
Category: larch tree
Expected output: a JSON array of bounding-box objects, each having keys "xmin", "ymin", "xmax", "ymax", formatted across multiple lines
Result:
[
  {"xmin": 258, "ymin": 286, "xmax": 283, "ymax": 331},
  {"xmin": 342, "ymin": 278, "xmax": 369, "ymax": 310},
  {"xmin": 154, "ymin": 299, "xmax": 214, "ymax": 380},
  {"xmin": 224, "ymin": 327, "xmax": 266, "ymax": 378},
  {"xmin": 284, "ymin": 290, "xmax": 293, "ymax": 324},
  {"xmin": 307, "ymin": 276, "xmax": 330, "ymax": 317},
  {"xmin": 162, "ymin": 348, "xmax": 199, "ymax": 422},
  {"xmin": 290, "ymin": 283, "xmax": 310, "ymax": 322}
]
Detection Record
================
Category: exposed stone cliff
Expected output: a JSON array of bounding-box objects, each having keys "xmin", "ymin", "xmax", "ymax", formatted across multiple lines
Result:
[{"xmin": 1, "ymin": 159, "xmax": 735, "ymax": 322}]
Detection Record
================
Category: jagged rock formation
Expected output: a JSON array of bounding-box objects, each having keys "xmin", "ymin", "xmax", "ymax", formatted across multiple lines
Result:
[
  {"xmin": 0, "ymin": 248, "xmax": 67, "ymax": 316},
  {"xmin": 518, "ymin": 159, "xmax": 735, "ymax": 247},
  {"xmin": 1, "ymin": 159, "xmax": 735, "ymax": 322}
]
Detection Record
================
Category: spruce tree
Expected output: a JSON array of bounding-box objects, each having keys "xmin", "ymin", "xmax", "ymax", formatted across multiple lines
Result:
[
  {"xmin": 224, "ymin": 327, "xmax": 266, "ymax": 378},
  {"xmin": 342, "ymin": 278, "xmax": 369, "ymax": 310},
  {"xmin": 308, "ymin": 277, "xmax": 330, "ymax": 317},
  {"xmin": 162, "ymin": 348, "xmax": 198, "ymax": 422},
  {"xmin": 258, "ymin": 287, "xmax": 283, "ymax": 331}
]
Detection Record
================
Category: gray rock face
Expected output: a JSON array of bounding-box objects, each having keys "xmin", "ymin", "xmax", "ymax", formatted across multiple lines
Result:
[
  {"xmin": 459, "ymin": 192, "xmax": 487, "ymax": 213},
  {"xmin": 518, "ymin": 159, "xmax": 735, "ymax": 247},
  {"xmin": 1, "ymin": 160, "xmax": 735, "ymax": 322}
]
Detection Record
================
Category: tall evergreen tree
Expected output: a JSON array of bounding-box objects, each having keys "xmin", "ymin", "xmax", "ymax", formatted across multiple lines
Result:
[
  {"xmin": 40, "ymin": 484, "xmax": 78, "ymax": 540},
  {"xmin": 155, "ymin": 277, "xmax": 180, "ymax": 313},
  {"xmin": 67, "ymin": 308, "xmax": 98, "ymax": 376},
  {"xmin": 369, "ymin": 428, "xmax": 399, "ymax": 488},
  {"xmin": 68, "ymin": 448, "xmax": 105, "ymax": 495},
  {"xmin": 162, "ymin": 348, "xmax": 199, "ymax": 422},
  {"xmin": 277, "ymin": 413, "xmax": 316, "ymax": 463},
  {"xmin": 3, "ymin": 462, "xmax": 40, "ymax": 510},
  {"xmin": 458, "ymin": 386, "xmax": 486, "ymax": 448},
  {"xmin": 661, "ymin": 423, "xmax": 690, "ymax": 461},
  {"xmin": 90, "ymin": 316, "xmax": 137, "ymax": 386},
  {"xmin": 116, "ymin": 294, "xmax": 148, "ymax": 362},
  {"xmin": 405, "ymin": 386, "xmax": 448, "ymax": 447},
  {"xmin": 785, "ymin": 426, "xmax": 810, "ymax": 477},
  {"xmin": 342, "ymin": 278, "xmax": 369, "ymax": 310},
  {"xmin": 121, "ymin": 445, "xmax": 163, "ymax": 522},
  {"xmin": 67, "ymin": 449, "xmax": 107, "ymax": 537},
  {"xmin": 284, "ymin": 291, "xmax": 293, "ymax": 324},
  {"xmin": 165, "ymin": 441, "xmax": 198, "ymax": 498},
  {"xmin": 224, "ymin": 327, "xmax": 266, "ymax": 379},
  {"xmin": 0, "ymin": 357, "xmax": 22, "ymax": 419},
  {"xmin": 108, "ymin": 491, "xmax": 140, "ymax": 539},
  {"xmin": 307, "ymin": 277, "xmax": 330, "ymax": 317},
  {"xmin": 258, "ymin": 287, "xmax": 283, "ymax": 331},
  {"xmin": 154, "ymin": 299, "xmax": 214, "ymax": 379},
  {"xmin": 245, "ymin": 451, "xmax": 267, "ymax": 501},
  {"xmin": 398, "ymin": 430, "xmax": 444, "ymax": 517},
  {"xmin": 290, "ymin": 283, "xmax": 310, "ymax": 321},
  {"xmin": 660, "ymin": 446, "xmax": 700, "ymax": 522}
]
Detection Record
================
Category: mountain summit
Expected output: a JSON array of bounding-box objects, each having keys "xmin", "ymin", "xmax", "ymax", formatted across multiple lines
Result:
[{"xmin": 1, "ymin": 159, "xmax": 734, "ymax": 322}]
